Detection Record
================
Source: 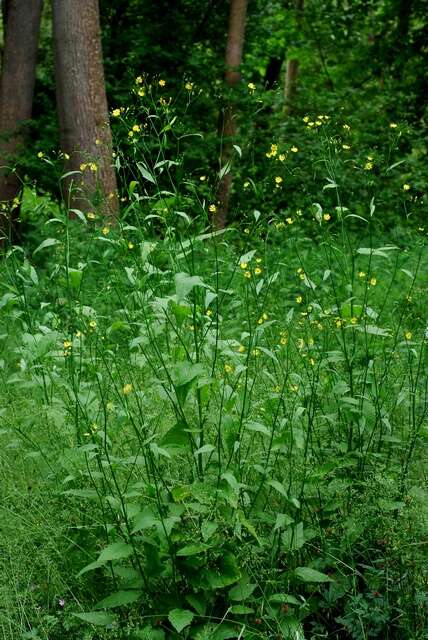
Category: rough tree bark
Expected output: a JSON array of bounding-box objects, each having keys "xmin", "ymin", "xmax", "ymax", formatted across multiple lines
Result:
[
  {"xmin": 0, "ymin": 0, "xmax": 43, "ymax": 242},
  {"xmin": 284, "ymin": 0, "xmax": 304, "ymax": 115},
  {"xmin": 52, "ymin": 0, "xmax": 118, "ymax": 217},
  {"xmin": 216, "ymin": 0, "xmax": 248, "ymax": 229}
]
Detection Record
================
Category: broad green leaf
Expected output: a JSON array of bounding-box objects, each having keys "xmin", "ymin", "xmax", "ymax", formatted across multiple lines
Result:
[
  {"xmin": 94, "ymin": 590, "xmax": 141, "ymax": 609},
  {"xmin": 168, "ymin": 608, "xmax": 194, "ymax": 633},
  {"xmin": 176, "ymin": 543, "xmax": 209, "ymax": 556},
  {"xmin": 295, "ymin": 567, "xmax": 333, "ymax": 582},
  {"xmin": 229, "ymin": 582, "xmax": 257, "ymax": 601},
  {"xmin": 72, "ymin": 611, "xmax": 115, "ymax": 626},
  {"xmin": 137, "ymin": 162, "xmax": 156, "ymax": 183},
  {"xmin": 230, "ymin": 605, "xmax": 254, "ymax": 614},
  {"xmin": 34, "ymin": 238, "xmax": 60, "ymax": 255},
  {"xmin": 97, "ymin": 541, "xmax": 133, "ymax": 564}
]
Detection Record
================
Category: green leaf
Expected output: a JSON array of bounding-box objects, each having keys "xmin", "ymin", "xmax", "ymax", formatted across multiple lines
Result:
[
  {"xmin": 72, "ymin": 611, "xmax": 115, "ymax": 626},
  {"xmin": 137, "ymin": 162, "xmax": 156, "ymax": 183},
  {"xmin": 132, "ymin": 508, "xmax": 158, "ymax": 533},
  {"xmin": 97, "ymin": 541, "xmax": 133, "ymax": 564},
  {"xmin": 94, "ymin": 590, "xmax": 141, "ymax": 609},
  {"xmin": 174, "ymin": 272, "xmax": 208, "ymax": 302},
  {"xmin": 230, "ymin": 605, "xmax": 254, "ymax": 614},
  {"xmin": 168, "ymin": 608, "xmax": 194, "ymax": 633},
  {"xmin": 294, "ymin": 567, "xmax": 333, "ymax": 582},
  {"xmin": 34, "ymin": 237, "xmax": 60, "ymax": 255},
  {"xmin": 229, "ymin": 582, "xmax": 257, "ymax": 601},
  {"xmin": 176, "ymin": 543, "xmax": 209, "ymax": 556}
]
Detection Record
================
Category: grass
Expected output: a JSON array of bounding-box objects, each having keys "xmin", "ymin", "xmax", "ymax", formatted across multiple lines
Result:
[{"xmin": 0, "ymin": 94, "xmax": 427, "ymax": 639}]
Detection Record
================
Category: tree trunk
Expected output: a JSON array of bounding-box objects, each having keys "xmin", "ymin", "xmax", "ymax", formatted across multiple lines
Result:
[
  {"xmin": 284, "ymin": 0, "xmax": 304, "ymax": 115},
  {"xmin": 0, "ymin": 0, "xmax": 43, "ymax": 242},
  {"xmin": 52, "ymin": 0, "xmax": 118, "ymax": 217},
  {"xmin": 216, "ymin": 0, "xmax": 248, "ymax": 229}
]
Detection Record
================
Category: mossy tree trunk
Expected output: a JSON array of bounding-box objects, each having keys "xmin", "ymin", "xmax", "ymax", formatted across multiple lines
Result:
[
  {"xmin": 216, "ymin": 0, "xmax": 248, "ymax": 229},
  {"xmin": 284, "ymin": 0, "xmax": 304, "ymax": 115},
  {"xmin": 0, "ymin": 0, "xmax": 43, "ymax": 242},
  {"xmin": 52, "ymin": 0, "xmax": 118, "ymax": 217}
]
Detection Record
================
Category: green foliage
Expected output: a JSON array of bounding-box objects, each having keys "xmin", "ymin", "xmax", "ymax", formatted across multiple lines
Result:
[{"xmin": 1, "ymin": 37, "xmax": 427, "ymax": 640}]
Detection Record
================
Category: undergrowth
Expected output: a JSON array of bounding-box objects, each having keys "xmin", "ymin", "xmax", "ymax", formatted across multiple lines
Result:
[{"xmin": 0, "ymin": 83, "xmax": 427, "ymax": 640}]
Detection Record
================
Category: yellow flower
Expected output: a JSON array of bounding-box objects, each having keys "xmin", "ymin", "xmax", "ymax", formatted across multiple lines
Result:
[
  {"xmin": 87, "ymin": 212, "xmax": 96, "ymax": 220},
  {"xmin": 128, "ymin": 242, "xmax": 134, "ymax": 249},
  {"xmin": 112, "ymin": 108, "xmax": 121, "ymax": 117},
  {"xmin": 132, "ymin": 124, "xmax": 141, "ymax": 132},
  {"xmin": 254, "ymin": 267, "xmax": 262, "ymax": 275},
  {"xmin": 286, "ymin": 217, "xmax": 293, "ymax": 225},
  {"xmin": 185, "ymin": 81, "xmax": 194, "ymax": 91},
  {"xmin": 89, "ymin": 320, "xmax": 97, "ymax": 329},
  {"xmin": 358, "ymin": 271, "xmax": 366, "ymax": 278},
  {"xmin": 403, "ymin": 184, "xmax": 411, "ymax": 191},
  {"xmin": 238, "ymin": 344, "xmax": 246, "ymax": 353},
  {"xmin": 323, "ymin": 213, "xmax": 331, "ymax": 221},
  {"xmin": 369, "ymin": 277, "xmax": 377, "ymax": 286},
  {"xmin": 102, "ymin": 226, "xmax": 110, "ymax": 235},
  {"xmin": 290, "ymin": 146, "xmax": 298, "ymax": 153},
  {"xmin": 280, "ymin": 336, "xmax": 288, "ymax": 345},
  {"xmin": 266, "ymin": 143, "xmax": 278, "ymax": 158},
  {"xmin": 404, "ymin": 330, "xmax": 412, "ymax": 340},
  {"xmin": 95, "ymin": 139, "xmax": 101, "ymax": 146},
  {"xmin": 199, "ymin": 175, "xmax": 206, "ymax": 181},
  {"xmin": 63, "ymin": 152, "xmax": 70, "ymax": 160},
  {"xmin": 80, "ymin": 163, "xmax": 87, "ymax": 171},
  {"xmin": 342, "ymin": 144, "xmax": 351, "ymax": 150},
  {"xmin": 247, "ymin": 82, "xmax": 256, "ymax": 93},
  {"xmin": 240, "ymin": 262, "xmax": 248, "ymax": 269},
  {"xmin": 296, "ymin": 295, "xmax": 303, "ymax": 304},
  {"xmin": 224, "ymin": 364, "xmax": 233, "ymax": 374},
  {"xmin": 275, "ymin": 176, "xmax": 283, "ymax": 184},
  {"xmin": 244, "ymin": 270, "xmax": 251, "ymax": 279},
  {"xmin": 208, "ymin": 204, "xmax": 217, "ymax": 214},
  {"xmin": 262, "ymin": 312, "xmax": 268, "ymax": 320},
  {"xmin": 122, "ymin": 383, "xmax": 133, "ymax": 395},
  {"xmin": 290, "ymin": 384, "xmax": 299, "ymax": 392},
  {"xmin": 256, "ymin": 257, "xmax": 262, "ymax": 263},
  {"xmin": 364, "ymin": 162, "xmax": 373, "ymax": 170},
  {"xmin": 315, "ymin": 120, "xmax": 322, "ymax": 126},
  {"xmin": 135, "ymin": 76, "xmax": 143, "ymax": 84},
  {"xmin": 251, "ymin": 348, "xmax": 260, "ymax": 357},
  {"xmin": 128, "ymin": 130, "xmax": 134, "ymax": 137},
  {"xmin": 137, "ymin": 88, "xmax": 145, "ymax": 97},
  {"xmin": 342, "ymin": 124, "xmax": 350, "ymax": 130},
  {"xmin": 389, "ymin": 122, "xmax": 398, "ymax": 128},
  {"xmin": 243, "ymin": 180, "xmax": 250, "ymax": 188},
  {"xmin": 63, "ymin": 340, "xmax": 72, "ymax": 349},
  {"xmin": 89, "ymin": 162, "xmax": 97, "ymax": 172},
  {"xmin": 350, "ymin": 317, "xmax": 358, "ymax": 325},
  {"xmin": 303, "ymin": 116, "xmax": 309, "ymax": 123},
  {"xmin": 159, "ymin": 79, "xmax": 166, "ymax": 87},
  {"xmin": 336, "ymin": 319, "xmax": 342, "ymax": 328},
  {"xmin": 278, "ymin": 153, "xmax": 286, "ymax": 162},
  {"xmin": 37, "ymin": 151, "xmax": 44, "ymax": 158},
  {"xmin": 272, "ymin": 385, "xmax": 281, "ymax": 393},
  {"xmin": 206, "ymin": 309, "xmax": 212, "ymax": 317}
]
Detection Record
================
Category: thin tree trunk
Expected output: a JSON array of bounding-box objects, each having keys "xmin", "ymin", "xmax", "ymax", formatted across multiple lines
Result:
[
  {"xmin": 284, "ymin": 0, "xmax": 304, "ymax": 115},
  {"xmin": 52, "ymin": 0, "xmax": 118, "ymax": 217},
  {"xmin": 0, "ymin": 0, "xmax": 42, "ymax": 242},
  {"xmin": 216, "ymin": 0, "xmax": 248, "ymax": 229}
]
